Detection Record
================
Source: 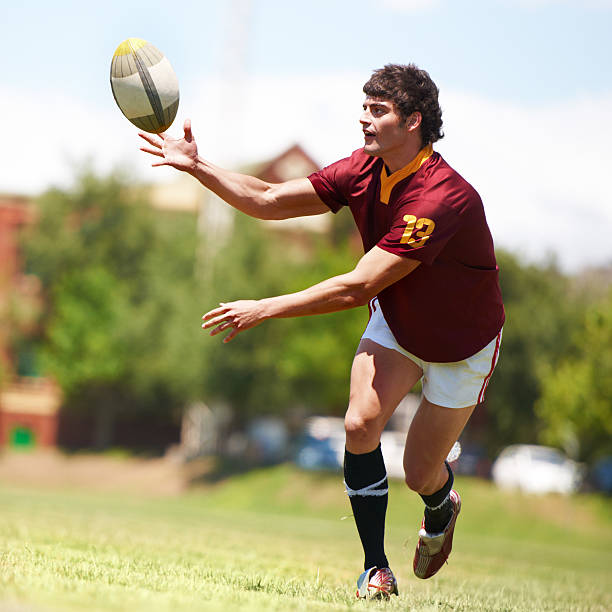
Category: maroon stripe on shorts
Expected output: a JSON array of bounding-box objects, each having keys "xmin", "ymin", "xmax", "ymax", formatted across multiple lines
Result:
[
  {"xmin": 367, "ymin": 297, "xmax": 377, "ymax": 320},
  {"xmin": 477, "ymin": 331, "xmax": 502, "ymax": 404}
]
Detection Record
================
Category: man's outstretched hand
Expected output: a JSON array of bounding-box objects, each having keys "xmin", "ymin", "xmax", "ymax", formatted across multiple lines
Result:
[
  {"xmin": 202, "ymin": 300, "xmax": 268, "ymax": 343},
  {"xmin": 139, "ymin": 119, "xmax": 199, "ymax": 174}
]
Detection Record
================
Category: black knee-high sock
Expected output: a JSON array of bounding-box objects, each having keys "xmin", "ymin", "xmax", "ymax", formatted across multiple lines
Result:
[
  {"xmin": 420, "ymin": 461, "xmax": 454, "ymax": 533},
  {"xmin": 344, "ymin": 445, "xmax": 389, "ymax": 570}
]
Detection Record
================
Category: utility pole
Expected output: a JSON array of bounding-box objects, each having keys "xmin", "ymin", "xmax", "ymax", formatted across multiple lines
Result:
[{"xmin": 196, "ymin": 0, "xmax": 253, "ymax": 283}]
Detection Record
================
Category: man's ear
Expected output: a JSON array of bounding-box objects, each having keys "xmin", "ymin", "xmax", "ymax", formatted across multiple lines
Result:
[{"xmin": 406, "ymin": 112, "xmax": 422, "ymax": 130}]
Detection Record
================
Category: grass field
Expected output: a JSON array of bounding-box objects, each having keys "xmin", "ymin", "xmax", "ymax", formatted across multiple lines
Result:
[{"xmin": 1, "ymin": 460, "xmax": 611, "ymax": 611}]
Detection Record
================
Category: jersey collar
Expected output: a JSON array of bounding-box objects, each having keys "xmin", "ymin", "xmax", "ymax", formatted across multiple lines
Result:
[{"xmin": 379, "ymin": 144, "xmax": 434, "ymax": 204}]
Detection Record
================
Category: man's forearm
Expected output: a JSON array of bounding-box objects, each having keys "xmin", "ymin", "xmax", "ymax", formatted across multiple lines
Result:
[
  {"xmin": 190, "ymin": 158, "xmax": 278, "ymax": 220},
  {"xmin": 140, "ymin": 120, "xmax": 325, "ymax": 219},
  {"xmin": 259, "ymin": 272, "xmax": 372, "ymax": 319},
  {"xmin": 201, "ymin": 247, "xmax": 419, "ymax": 343}
]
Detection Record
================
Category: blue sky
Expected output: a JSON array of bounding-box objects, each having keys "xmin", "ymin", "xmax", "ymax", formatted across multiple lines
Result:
[
  {"xmin": 2, "ymin": 0, "xmax": 611, "ymax": 271},
  {"xmin": 4, "ymin": 1, "xmax": 610, "ymax": 101}
]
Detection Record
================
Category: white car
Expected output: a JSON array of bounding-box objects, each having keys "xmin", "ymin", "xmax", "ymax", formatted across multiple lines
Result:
[{"xmin": 491, "ymin": 444, "xmax": 583, "ymax": 495}]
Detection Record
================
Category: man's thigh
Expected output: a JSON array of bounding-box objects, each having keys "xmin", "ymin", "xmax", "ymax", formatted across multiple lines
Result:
[{"xmin": 345, "ymin": 339, "xmax": 423, "ymax": 453}]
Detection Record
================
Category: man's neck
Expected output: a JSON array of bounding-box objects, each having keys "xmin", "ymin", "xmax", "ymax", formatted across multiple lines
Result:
[{"xmin": 382, "ymin": 140, "xmax": 425, "ymax": 174}]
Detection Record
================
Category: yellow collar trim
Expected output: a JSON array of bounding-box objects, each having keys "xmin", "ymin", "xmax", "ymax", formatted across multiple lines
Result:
[{"xmin": 379, "ymin": 144, "xmax": 434, "ymax": 204}]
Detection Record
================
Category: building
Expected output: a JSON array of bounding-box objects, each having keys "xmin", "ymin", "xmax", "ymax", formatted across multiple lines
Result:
[
  {"xmin": 0, "ymin": 194, "xmax": 62, "ymax": 450},
  {"xmin": 0, "ymin": 378, "xmax": 61, "ymax": 449},
  {"xmin": 0, "ymin": 194, "xmax": 34, "ymax": 369}
]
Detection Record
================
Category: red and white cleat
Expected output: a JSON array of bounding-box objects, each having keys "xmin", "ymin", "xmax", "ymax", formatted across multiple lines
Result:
[
  {"xmin": 413, "ymin": 489, "xmax": 462, "ymax": 579},
  {"xmin": 355, "ymin": 566, "xmax": 399, "ymax": 599}
]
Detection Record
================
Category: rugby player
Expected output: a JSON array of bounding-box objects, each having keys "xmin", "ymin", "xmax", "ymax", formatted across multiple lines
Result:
[{"xmin": 139, "ymin": 63, "xmax": 505, "ymax": 598}]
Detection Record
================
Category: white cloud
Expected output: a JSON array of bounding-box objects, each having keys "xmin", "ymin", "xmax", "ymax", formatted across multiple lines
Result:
[
  {"xmin": 436, "ymin": 90, "xmax": 612, "ymax": 272},
  {"xmin": 189, "ymin": 73, "xmax": 367, "ymax": 168},
  {"xmin": 1, "ymin": 77, "xmax": 610, "ymax": 273},
  {"xmin": 0, "ymin": 87, "xmax": 177, "ymax": 195}
]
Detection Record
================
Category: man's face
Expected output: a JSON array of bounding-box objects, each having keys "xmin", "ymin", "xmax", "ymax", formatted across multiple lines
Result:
[{"xmin": 360, "ymin": 96, "xmax": 416, "ymax": 159}]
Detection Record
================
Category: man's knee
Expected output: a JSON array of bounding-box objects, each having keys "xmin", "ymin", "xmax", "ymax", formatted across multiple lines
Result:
[
  {"xmin": 344, "ymin": 411, "xmax": 382, "ymax": 449},
  {"xmin": 403, "ymin": 462, "xmax": 434, "ymax": 494}
]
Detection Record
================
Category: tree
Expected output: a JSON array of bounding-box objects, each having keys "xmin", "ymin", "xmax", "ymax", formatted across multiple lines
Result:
[
  {"xmin": 21, "ymin": 169, "xmax": 206, "ymax": 449},
  {"xmin": 276, "ymin": 227, "xmax": 368, "ymax": 413},
  {"xmin": 535, "ymin": 291, "xmax": 612, "ymax": 462},
  {"xmin": 482, "ymin": 251, "xmax": 587, "ymax": 455},
  {"xmin": 200, "ymin": 211, "xmax": 366, "ymax": 418},
  {"xmin": 21, "ymin": 170, "xmax": 367, "ymax": 447},
  {"xmin": 25, "ymin": 168, "xmax": 607, "ymax": 460}
]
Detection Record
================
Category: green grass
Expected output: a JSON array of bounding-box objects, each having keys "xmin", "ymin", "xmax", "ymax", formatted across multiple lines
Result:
[{"xmin": 1, "ymin": 463, "xmax": 611, "ymax": 611}]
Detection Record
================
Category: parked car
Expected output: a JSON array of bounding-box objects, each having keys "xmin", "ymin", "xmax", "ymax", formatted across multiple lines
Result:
[
  {"xmin": 294, "ymin": 434, "xmax": 343, "ymax": 471},
  {"xmin": 451, "ymin": 443, "xmax": 492, "ymax": 478},
  {"xmin": 294, "ymin": 417, "xmax": 345, "ymax": 471},
  {"xmin": 589, "ymin": 457, "xmax": 612, "ymax": 494},
  {"xmin": 491, "ymin": 444, "xmax": 583, "ymax": 495}
]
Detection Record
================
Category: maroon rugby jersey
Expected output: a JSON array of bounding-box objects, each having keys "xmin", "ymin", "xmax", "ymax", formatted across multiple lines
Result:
[{"xmin": 308, "ymin": 147, "xmax": 505, "ymax": 362}]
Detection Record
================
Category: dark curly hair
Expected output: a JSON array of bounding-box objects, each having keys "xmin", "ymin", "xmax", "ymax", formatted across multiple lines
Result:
[{"xmin": 363, "ymin": 64, "xmax": 444, "ymax": 145}]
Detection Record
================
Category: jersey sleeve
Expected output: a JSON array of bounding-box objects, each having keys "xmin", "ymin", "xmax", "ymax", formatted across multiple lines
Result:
[
  {"xmin": 307, "ymin": 156, "xmax": 353, "ymax": 213},
  {"xmin": 377, "ymin": 198, "xmax": 462, "ymax": 265}
]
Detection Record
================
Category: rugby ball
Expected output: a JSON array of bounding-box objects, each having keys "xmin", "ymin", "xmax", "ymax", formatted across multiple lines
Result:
[{"xmin": 110, "ymin": 38, "xmax": 179, "ymax": 133}]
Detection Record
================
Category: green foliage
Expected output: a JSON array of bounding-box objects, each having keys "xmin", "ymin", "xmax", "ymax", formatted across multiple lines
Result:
[
  {"xmin": 535, "ymin": 291, "xmax": 612, "ymax": 461},
  {"xmin": 21, "ymin": 169, "xmax": 205, "ymax": 446},
  {"xmin": 18, "ymin": 166, "xmax": 611, "ymax": 460},
  {"xmin": 483, "ymin": 251, "xmax": 587, "ymax": 455},
  {"xmin": 277, "ymin": 235, "xmax": 367, "ymax": 413},
  {"xmin": 42, "ymin": 266, "xmax": 130, "ymax": 393},
  {"xmin": 24, "ymin": 172, "xmax": 155, "ymax": 289},
  {"xmin": 20, "ymin": 170, "xmax": 366, "ymax": 444},
  {"xmin": 201, "ymin": 213, "xmax": 364, "ymax": 416}
]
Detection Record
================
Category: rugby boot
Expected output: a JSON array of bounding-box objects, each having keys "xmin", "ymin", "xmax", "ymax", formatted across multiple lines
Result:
[
  {"xmin": 413, "ymin": 489, "xmax": 461, "ymax": 579},
  {"xmin": 356, "ymin": 566, "xmax": 399, "ymax": 599}
]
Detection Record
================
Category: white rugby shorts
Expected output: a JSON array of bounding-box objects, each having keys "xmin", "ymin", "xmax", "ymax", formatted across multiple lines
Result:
[{"xmin": 362, "ymin": 298, "xmax": 502, "ymax": 409}]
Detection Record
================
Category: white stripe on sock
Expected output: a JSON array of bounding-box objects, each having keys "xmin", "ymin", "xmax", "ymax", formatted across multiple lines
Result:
[
  {"xmin": 425, "ymin": 492, "xmax": 450, "ymax": 511},
  {"xmin": 344, "ymin": 475, "xmax": 388, "ymax": 497}
]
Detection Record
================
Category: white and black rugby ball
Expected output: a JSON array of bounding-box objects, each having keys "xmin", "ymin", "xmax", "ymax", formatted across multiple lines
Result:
[{"xmin": 110, "ymin": 38, "xmax": 179, "ymax": 133}]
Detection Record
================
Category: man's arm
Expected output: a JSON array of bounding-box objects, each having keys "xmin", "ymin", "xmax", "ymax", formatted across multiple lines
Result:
[
  {"xmin": 202, "ymin": 246, "xmax": 420, "ymax": 343},
  {"xmin": 139, "ymin": 119, "xmax": 329, "ymax": 220}
]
